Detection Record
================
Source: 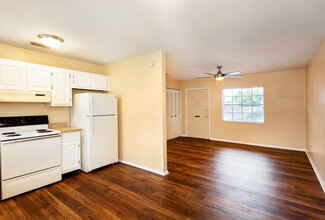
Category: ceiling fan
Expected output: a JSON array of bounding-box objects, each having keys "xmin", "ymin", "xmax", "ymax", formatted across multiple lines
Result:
[{"xmin": 196, "ymin": 66, "xmax": 243, "ymax": 81}]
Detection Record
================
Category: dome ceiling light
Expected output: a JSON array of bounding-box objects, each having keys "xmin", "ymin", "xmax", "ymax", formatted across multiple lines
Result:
[{"xmin": 31, "ymin": 34, "xmax": 64, "ymax": 49}]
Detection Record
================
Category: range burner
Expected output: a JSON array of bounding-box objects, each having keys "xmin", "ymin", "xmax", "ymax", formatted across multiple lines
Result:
[
  {"xmin": 2, "ymin": 132, "xmax": 16, "ymax": 135},
  {"xmin": 36, "ymin": 129, "xmax": 53, "ymax": 133},
  {"xmin": 6, "ymin": 134, "xmax": 21, "ymax": 137}
]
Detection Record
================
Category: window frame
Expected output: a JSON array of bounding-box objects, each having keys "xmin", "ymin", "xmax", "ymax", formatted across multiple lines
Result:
[{"xmin": 222, "ymin": 87, "xmax": 264, "ymax": 124}]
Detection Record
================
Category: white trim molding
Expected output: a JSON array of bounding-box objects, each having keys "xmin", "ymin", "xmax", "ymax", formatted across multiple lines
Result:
[
  {"xmin": 209, "ymin": 137, "xmax": 306, "ymax": 152},
  {"xmin": 306, "ymin": 151, "xmax": 325, "ymax": 193},
  {"xmin": 185, "ymin": 87, "xmax": 210, "ymax": 139},
  {"xmin": 119, "ymin": 160, "xmax": 169, "ymax": 176}
]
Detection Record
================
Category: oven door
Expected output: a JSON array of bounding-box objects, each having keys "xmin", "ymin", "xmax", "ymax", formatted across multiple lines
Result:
[{"xmin": 1, "ymin": 135, "xmax": 61, "ymax": 180}]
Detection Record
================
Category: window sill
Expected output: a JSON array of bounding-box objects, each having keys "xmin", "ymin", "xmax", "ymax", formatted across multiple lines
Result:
[{"xmin": 222, "ymin": 120, "xmax": 264, "ymax": 125}]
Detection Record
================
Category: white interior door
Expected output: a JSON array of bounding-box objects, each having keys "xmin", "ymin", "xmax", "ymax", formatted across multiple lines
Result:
[
  {"xmin": 187, "ymin": 89, "xmax": 209, "ymax": 139},
  {"xmin": 176, "ymin": 91, "xmax": 182, "ymax": 137},
  {"xmin": 167, "ymin": 89, "xmax": 182, "ymax": 140},
  {"xmin": 166, "ymin": 90, "xmax": 171, "ymax": 139},
  {"xmin": 87, "ymin": 115, "xmax": 118, "ymax": 171}
]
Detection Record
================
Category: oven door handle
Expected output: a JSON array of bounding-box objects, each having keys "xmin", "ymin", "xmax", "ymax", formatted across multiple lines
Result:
[{"xmin": 1, "ymin": 135, "xmax": 61, "ymax": 144}]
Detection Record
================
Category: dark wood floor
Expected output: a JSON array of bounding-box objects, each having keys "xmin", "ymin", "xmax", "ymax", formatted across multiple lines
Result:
[{"xmin": 1, "ymin": 137, "xmax": 325, "ymax": 219}]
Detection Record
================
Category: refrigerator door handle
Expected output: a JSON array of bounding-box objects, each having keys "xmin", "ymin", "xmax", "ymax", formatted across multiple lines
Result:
[
  {"xmin": 89, "ymin": 117, "xmax": 93, "ymax": 139},
  {"xmin": 89, "ymin": 93, "xmax": 93, "ymax": 116}
]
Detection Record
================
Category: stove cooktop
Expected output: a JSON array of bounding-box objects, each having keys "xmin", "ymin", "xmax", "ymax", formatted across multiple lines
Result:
[
  {"xmin": 0, "ymin": 116, "xmax": 61, "ymax": 142},
  {"xmin": 0, "ymin": 129, "xmax": 60, "ymax": 142}
]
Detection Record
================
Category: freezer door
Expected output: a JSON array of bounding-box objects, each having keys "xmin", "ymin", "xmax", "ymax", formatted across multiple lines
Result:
[
  {"xmin": 85, "ymin": 115, "xmax": 118, "ymax": 172},
  {"xmin": 88, "ymin": 93, "xmax": 117, "ymax": 116}
]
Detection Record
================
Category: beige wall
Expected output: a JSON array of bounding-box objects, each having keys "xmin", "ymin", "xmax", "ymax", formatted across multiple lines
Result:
[
  {"xmin": 0, "ymin": 43, "xmax": 104, "ymax": 124},
  {"xmin": 306, "ymin": 38, "xmax": 325, "ymax": 187},
  {"xmin": 104, "ymin": 52, "xmax": 167, "ymax": 173},
  {"xmin": 166, "ymin": 77, "xmax": 182, "ymax": 90},
  {"xmin": 182, "ymin": 69, "xmax": 306, "ymax": 150}
]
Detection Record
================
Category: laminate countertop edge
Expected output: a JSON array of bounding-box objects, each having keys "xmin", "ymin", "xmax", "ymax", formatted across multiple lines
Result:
[{"xmin": 53, "ymin": 127, "xmax": 82, "ymax": 133}]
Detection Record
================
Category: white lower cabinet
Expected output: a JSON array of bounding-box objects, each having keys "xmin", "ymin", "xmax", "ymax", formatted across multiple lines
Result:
[{"xmin": 61, "ymin": 131, "xmax": 81, "ymax": 174}]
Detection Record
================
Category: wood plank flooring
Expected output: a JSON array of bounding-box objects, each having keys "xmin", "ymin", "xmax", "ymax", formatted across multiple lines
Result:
[{"xmin": 1, "ymin": 137, "xmax": 325, "ymax": 219}]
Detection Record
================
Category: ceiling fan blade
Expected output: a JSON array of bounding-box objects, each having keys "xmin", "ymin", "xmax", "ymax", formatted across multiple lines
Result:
[
  {"xmin": 224, "ymin": 71, "xmax": 242, "ymax": 76},
  {"xmin": 225, "ymin": 75, "xmax": 243, "ymax": 78},
  {"xmin": 203, "ymin": 73, "xmax": 216, "ymax": 76},
  {"xmin": 195, "ymin": 76, "xmax": 214, "ymax": 79}
]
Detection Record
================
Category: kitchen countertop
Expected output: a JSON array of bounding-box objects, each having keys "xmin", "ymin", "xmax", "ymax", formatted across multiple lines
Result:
[
  {"xmin": 53, "ymin": 127, "xmax": 82, "ymax": 133},
  {"xmin": 48, "ymin": 122, "xmax": 82, "ymax": 133}
]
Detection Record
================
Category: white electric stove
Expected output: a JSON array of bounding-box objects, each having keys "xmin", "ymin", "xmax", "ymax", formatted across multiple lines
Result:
[{"xmin": 0, "ymin": 115, "xmax": 62, "ymax": 200}]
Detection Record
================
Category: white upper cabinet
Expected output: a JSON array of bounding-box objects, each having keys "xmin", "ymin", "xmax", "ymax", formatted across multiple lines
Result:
[
  {"xmin": 27, "ymin": 64, "xmax": 52, "ymax": 93},
  {"xmin": 0, "ymin": 58, "xmax": 26, "ymax": 91},
  {"xmin": 91, "ymin": 74, "xmax": 109, "ymax": 91},
  {"xmin": 51, "ymin": 68, "xmax": 72, "ymax": 106},
  {"xmin": 72, "ymin": 71, "xmax": 92, "ymax": 89}
]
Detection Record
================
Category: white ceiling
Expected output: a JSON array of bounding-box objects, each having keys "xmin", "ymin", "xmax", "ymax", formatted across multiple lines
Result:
[{"xmin": 0, "ymin": 0, "xmax": 324, "ymax": 80}]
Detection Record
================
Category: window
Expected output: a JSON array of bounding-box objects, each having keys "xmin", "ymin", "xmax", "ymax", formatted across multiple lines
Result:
[{"xmin": 222, "ymin": 87, "xmax": 264, "ymax": 123}]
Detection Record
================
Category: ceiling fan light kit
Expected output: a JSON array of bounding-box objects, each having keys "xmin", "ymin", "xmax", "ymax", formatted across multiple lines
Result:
[
  {"xmin": 215, "ymin": 75, "xmax": 224, "ymax": 81},
  {"xmin": 196, "ymin": 65, "xmax": 243, "ymax": 81}
]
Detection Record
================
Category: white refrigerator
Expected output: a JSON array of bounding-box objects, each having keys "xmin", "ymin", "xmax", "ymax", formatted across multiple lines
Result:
[{"xmin": 71, "ymin": 93, "xmax": 118, "ymax": 172}]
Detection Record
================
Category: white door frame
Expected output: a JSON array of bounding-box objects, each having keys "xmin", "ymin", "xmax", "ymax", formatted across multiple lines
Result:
[{"xmin": 185, "ymin": 87, "xmax": 210, "ymax": 139}]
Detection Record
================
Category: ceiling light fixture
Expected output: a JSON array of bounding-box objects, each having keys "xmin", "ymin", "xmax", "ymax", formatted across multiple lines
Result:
[
  {"xmin": 38, "ymin": 34, "xmax": 64, "ymax": 48},
  {"xmin": 215, "ymin": 76, "xmax": 224, "ymax": 81}
]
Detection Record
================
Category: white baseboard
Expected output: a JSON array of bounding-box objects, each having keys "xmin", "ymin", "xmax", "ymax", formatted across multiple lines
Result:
[
  {"xmin": 208, "ymin": 137, "xmax": 306, "ymax": 152},
  {"xmin": 306, "ymin": 151, "xmax": 325, "ymax": 193},
  {"xmin": 119, "ymin": 160, "xmax": 169, "ymax": 176}
]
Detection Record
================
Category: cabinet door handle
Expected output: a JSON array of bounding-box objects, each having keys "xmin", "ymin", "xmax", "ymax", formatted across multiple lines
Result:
[{"xmin": 195, "ymin": 116, "xmax": 200, "ymax": 118}]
